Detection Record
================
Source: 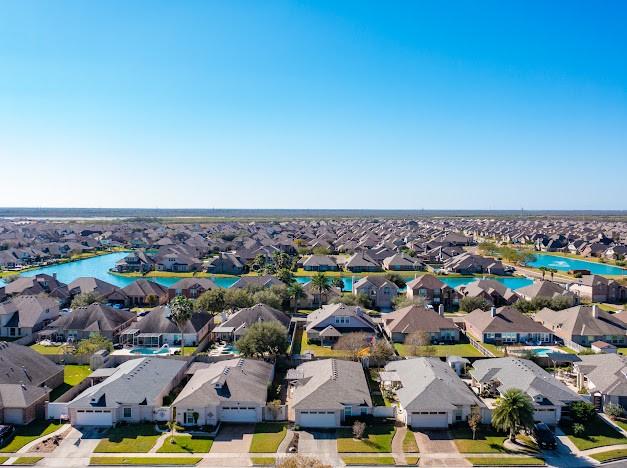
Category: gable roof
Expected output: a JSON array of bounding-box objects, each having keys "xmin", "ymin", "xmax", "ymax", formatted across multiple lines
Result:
[
  {"xmin": 463, "ymin": 306, "xmax": 551, "ymax": 335},
  {"xmin": 383, "ymin": 305, "xmax": 457, "ymax": 334},
  {"xmin": 47, "ymin": 303, "xmax": 135, "ymax": 333},
  {"xmin": 0, "ymin": 341, "xmax": 62, "ymax": 387},
  {"xmin": 306, "ymin": 303, "xmax": 377, "ymax": 332},
  {"xmin": 535, "ymin": 305, "xmax": 627, "ymax": 340},
  {"xmin": 129, "ymin": 306, "xmax": 213, "ymax": 335},
  {"xmin": 406, "ymin": 274, "xmax": 447, "ymax": 291},
  {"xmin": 575, "ymin": 354, "xmax": 627, "ymax": 397},
  {"xmin": 214, "ymin": 303, "xmax": 290, "ymax": 334}
]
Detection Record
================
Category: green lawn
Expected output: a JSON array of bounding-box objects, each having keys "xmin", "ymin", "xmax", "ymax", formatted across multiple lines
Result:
[
  {"xmin": 366, "ymin": 369, "xmax": 389, "ymax": 407},
  {"xmin": 405, "ymin": 455, "xmax": 420, "ymax": 465},
  {"xmin": 180, "ymin": 347, "xmax": 197, "ymax": 355},
  {"xmin": 94, "ymin": 424, "xmax": 161, "ymax": 453},
  {"xmin": 337, "ymin": 424, "xmax": 396, "ymax": 453},
  {"xmin": 157, "ymin": 436, "xmax": 213, "ymax": 453},
  {"xmin": 29, "ymin": 344, "xmax": 66, "ymax": 355},
  {"xmin": 0, "ymin": 458, "xmax": 8, "ymax": 464},
  {"xmin": 90, "ymin": 457, "xmax": 201, "ymax": 465},
  {"xmin": 250, "ymin": 457, "xmax": 276, "ymax": 466},
  {"xmin": 0, "ymin": 421, "xmax": 62, "ymax": 453},
  {"xmin": 11, "ymin": 457, "xmax": 43, "ymax": 465},
  {"xmin": 394, "ymin": 343, "xmax": 482, "ymax": 357},
  {"xmin": 560, "ymin": 416, "xmax": 626, "ymax": 450},
  {"xmin": 466, "ymin": 456, "xmax": 545, "ymax": 466},
  {"xmin": 341, "ymin": 456, "xmax": 396, "ymax": 465},
  {"xmin": 612, "ymin": 419, "xmax": 627, "ymax": 432},
  {"xmin": 451, "ymin": 426, "xmax": 508, "ymax": 453},
  {"xmin": 250, "ymin": 423, "xmax": 287, "ymax": 453},
  {"xmin": 298, "ymin": 331, "xmax": 348, "ymax": 357},
  {"xmin": 50, "ymin": 365, "xmax": 92, "ymax": 401},
  {"xmin": 403, "ymin": 430, "xmax": 419, "ymax": 453},
  {"xmin": 590, "ymin": 448, "xmax": 627, "ymax": 463}
]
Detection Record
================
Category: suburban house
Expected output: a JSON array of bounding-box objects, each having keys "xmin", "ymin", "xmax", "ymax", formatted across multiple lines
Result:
[
  {"xmin": 206, "ymin": 253, "xmax": 246, "ymax": 275},
  {"xmin": 515, "ymin": 280, "xmax": 576, "ymax": 304},
  {"xmin": 0, "ymin": 342, "xmax": 64, "ymax": 425},
  {"xmin": 534, "ymin": 305, "xmax": 627, "ymax": 348},
  {"xmin": 67, "ymin": 357, "xmax": 187, "ymax": 426},
  {"xmin": 119, "ymin": 305, "xmax": 214, "ymax": 348},
  {"xmin": 443, "ymin": 253, "xmax": 507, "ymax": 275},
  {"xmin": 471, "ymin": 357, "xmax": 581, "ymax": 424},
  {"xmin": 405, "ymin": 274, "xmax": 461, "ymax": 311},
  {"xmin": 230, "ymin": 275, "xmax": 285, "ymax": 290},
  {"xmin": 153, "ymin": 250, "xmax": 202, "ymax": 272},
  {"xmin": 382, "ymin": 305, "xmax": 460, "ymax": 343},
  {"xmin": 167, "ymin": 278, "xmax": 218, "ymax": 300},
  {"xmin": 296, "ymin": 281, "xmax": 342, "ymax": 309},
  {"xmin": 114, "ymin": 250, "xmax": 156, "ymax": 273},
  {"xmin": 121, "ymin": 279, "xmax": 169, "ymax": 307},
  {"xmin": 67, "ymin": 277, "xmax": 129, "ymax": 306},
  {"xmin": 297, "ymin": 255, "xmax": 340, "ymax": 272},
  {"xmin": 286, "ymin": 359, "xmax": 372, "ymax": 427},
  {"xmin": 352, "ymin": 276, "xmax": 399, "ymax": 310},
  {"xmin": 211, "ymin": 303, "xmax": 290, "ymax": 341},
  {"xmin": 344, "ymin": 252, "xmax": 381, "ymax": 272},
  {"xmin": 573, "ymin": 354, "xmax": 627, "ymax": 410},
  {"xmin": 381, "ymin": 358, "xmax": 489, "ymax": 428},
  {"xmin": 305, "ymin": 303, "xmax": 379, "ymax": 344},
  {"xmin": 568, "ymin": 275, "xmax": 627, "ymax": 304},
  {"xmin": 462, "ymin": 306, "xmax": 553, "ymax": 345},
  {"xmin": 44, "ymin": 303, "xmax": 136, "ymax": 342},
  {"xmin": 456, "ymin": 279, "xmax": 519, "ymax": 307},
  {"xmin": 0, "ymin": 295, "xmax": 60, "ymax": 339},
  {"xmin": 4, "ymin": 274, "xmax": 70, "ymax": 304},
  {"xmin": 173, "ymin": 358, "xmax": 274, "ymax": 425},
  {"xmin": 382, "ymin": 253, "xmax": 424, "ymax": 271}
]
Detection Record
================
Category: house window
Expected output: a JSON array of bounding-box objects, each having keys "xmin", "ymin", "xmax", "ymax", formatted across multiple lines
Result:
[
  {"xmin": 185, "ymin": 411, "xmax": 195, "ymax": 425},
  {"xmin": 344, "ymin": 406, "xmax": 352, "ymax": 417},
  {"xmin": 123, "ymin": 407, "xmax": 132, "ymax": 418}
]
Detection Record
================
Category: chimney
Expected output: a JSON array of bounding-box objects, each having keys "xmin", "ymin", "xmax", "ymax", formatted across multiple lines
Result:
[
  {"xmin": 490, "ymin": 306, "xmax": 497, "ymax": 318},
  {"xmin": 438, "ymin": 304, "xmax": 444, "ymax": 316},
  {"xmin": 592, "ymin": 305, "xmax": 599, "ymax": 318}
]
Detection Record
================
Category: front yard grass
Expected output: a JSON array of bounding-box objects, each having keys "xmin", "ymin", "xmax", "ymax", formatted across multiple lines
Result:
[
  {"xmin": 451, "ymin": 426, "xmax": 508, "ymax": 453},
  {"xmin": 90, "ymin": 456, "xmax": 201, "ymax": 465},
  {"xmin": 403, "ymin": 430, "xmax": 419, "ymax": 453},
  {"xmin": 11, "ymin": 457, "xmax": 43, "ymax": 465},
  {"xmin": 394, "ymin": 343, "xmax": 482, "ymax": 357},
  {"xmin": 466, "ymin": 456, "xmax": 545, "ymax": 466},
  {"xmin": 405, "ymin": 455, "xmax": 420, "ymax": 465},
  {"xmin": 157, "ymin": 435, "xmax": 213, "ymax": 453},
  {"xmin": 0, "ymin": 458, "xmax": 7, "ymax": 464},
  {"xmin": 342, "ymin": 456, "xmax": 396, "ymax": 465},
  {"xmin": 590, "ymin": 448, "xmax": 627, "ymax": 463},
  {"xmin": 250, "ymin": 457, "xmax": 276, "ymax": 466},
  {"xmin": 337, "ymin": 424, "xmax": 396, "ymax": 453},
  {"xmin": 0, "ymin": 421, "xmax": 62, "ymax": 453},
  {"xmin": 50, "ymin": 364, "xmax": 92, "ymax": 401},
  {"xmin": 94, "ymin": 424, "xmax": 160, "ymax": 453},
  {"xmin": 250, "ymin": 423, "xmax": 287, "ymax": 453},
  {"xmin": 560, "ymin": 416, "xmax": 626, "ymax": 450}
]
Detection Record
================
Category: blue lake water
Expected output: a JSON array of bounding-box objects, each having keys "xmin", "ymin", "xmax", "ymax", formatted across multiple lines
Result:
[
  {"xmin": 528, "ymin": 253, "xmax": 627, "ymax": 276},
  {"xmin": 0, "ymin": 251, "xmax": 533, "ymax": 291}
]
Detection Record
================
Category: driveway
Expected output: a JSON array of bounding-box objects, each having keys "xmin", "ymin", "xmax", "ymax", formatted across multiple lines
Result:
[
  {"xmin": 210, "ymin": 424, "xmax": 254, "ymax": 453},
  {"xmin": 414, "ymin": 430, "xmax": 470, "ymax": 467},
  {"xmin": 297, "ymin": 430, "xmax": 340, "ymax": 465}
]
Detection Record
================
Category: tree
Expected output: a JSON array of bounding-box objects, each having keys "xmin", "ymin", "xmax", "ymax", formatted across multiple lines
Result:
[
  {"xmin": 272, "ymin": 252, "xmax": 293, "ymax": 271},
  {"xmin": 311, "ymin": 272, "xmax": 332, "ymax": 300},
  {"xmin": 335, "ymin": 332, "xmax": 368, "ymax": 360},
  {"xmin": 252, "ymin": 289, "xmax": 283, "ymax": 310},
  {"xmin": 332, "ymin": 277, "xmax": 345, "ymax": 292},
  {"xmin": 460, "ymin": 297, "xmax": 490, "ymax": 312},
  {"xmin": 3, "ymin": 273, "xmax": 20, "ymax": 283},
  {"xmin": 570, "ymin": 401, "xmax": 596, "ymax": 423},
  {"xmin": 352, "ymin": 421, "xmax": 366, "ymax": 439},
  {"xmin": 75, "ymin": 334, "xmax": 113, "ymax": 355},
  {"xmin": 468, "ymin": 409, "xmax": 482, "ymax": 440},
  {"xmin": 195, "ymin": 288, "xmax": 226, "ymax": 314},
  {"xmin": 491, "ymin": 388, "xmax": 535, "ymax": 442},
  {"xmin": 251, "ymin": 254, "xmax": 267, "ymax": 274},
  {"xmin": 406, "ymin": 331, "xmax": 435, "ymax": 357},
  {"xmin": 393, "ymin": 295, "xmax": 425, "ymax": 309},
  {"xmin": 71, "ymin": 292, "xmax": 102, "ymax": 308},
  {"xmin": 287, "ymin": 283, "xmax": 306, "ymax": 313},
  {"xmin": 478, "ymin": 242, "xmax": 499, "ymax": 257},
  {"xmin": 169, "ymin": 296, "xmax": 194, "ymax": 356},
  {"xmin": 236, "ymin": 321, "xmax": 289, "ymax": 358},
  {"xmin": 538, "ymin": 266, "xmax": 549, "ymax": 280},
  {"xmin": 275, "ymin": 268, "xmax": 295, "ymax": 286},
  {"xmin": 370, "ymin": 339, "xmax": 394, "ymax": 362},
  {"xmin": 385, "ymin": 273, "xmax": 406, "ymax": 288},
  {"xmin": 223, "ymin": 288, "xmax": 255, "ymax": 309},
  {"xmin": 572, "ymin": 423, "xmax": 585, "ymax": 437}
]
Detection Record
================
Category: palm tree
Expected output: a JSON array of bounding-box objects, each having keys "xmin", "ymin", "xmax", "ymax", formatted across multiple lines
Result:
[
  {"xmin": 538, "ymin": 266, "xmax": 548, "ymax": 280},
  {"xmin": 169, "ymin": 296, "xmax": 194, "ymax": 356},
  {"xmin": 549, "ymin": 268, "xmax": 557, "ymax": 281},
  {"xmin": 311, "ymin": 272, "xmax": 332, "ymax": 306},
  {"xmin": 491, "ymin": 388, "xmax": 535, "ymax": 442},
  {"xmin": 288, "ymin": 283, "xmax": 306, "ymax": 313}
]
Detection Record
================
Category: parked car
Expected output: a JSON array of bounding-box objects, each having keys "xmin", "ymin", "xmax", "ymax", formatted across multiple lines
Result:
[
  {"xmin": 533, "ymin": 423, "xmax": 556, "ymax": 450},
  {"xmin": 0, "ymin": 425, "xmax": 15, "ymax": 447}
]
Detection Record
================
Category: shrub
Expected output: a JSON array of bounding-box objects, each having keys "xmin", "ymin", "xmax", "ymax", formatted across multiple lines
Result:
[
  {"xmin": 352, "ymin": 421, "xmax": 366, "ymax": 440},
  {"xmin": 570, "ymin": 401, "xmax": 596, "ymax": 423},
  {"xmin": 605, "ymin": 403, "xmax": 624, "ymax": 420},
  {"xmin": 460, "ymin": 297, "xmax": 490, "ymax": 312},
  {"xmin": 572, "ymin": 423, "xmax": 585, "ymax": 436}
]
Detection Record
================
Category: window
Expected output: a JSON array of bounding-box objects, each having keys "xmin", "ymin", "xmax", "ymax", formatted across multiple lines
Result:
[
  {"xmin": 123, "ymin": 407, "xmax": 132, "ymax": 418},
  {"xmin": 344, "ymin": 406, "xmax": 352, "ymax": 417}
]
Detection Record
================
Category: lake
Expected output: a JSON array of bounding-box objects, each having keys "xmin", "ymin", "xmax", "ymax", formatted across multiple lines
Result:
[
  {"xmin": 0, "ymin": 251, "xmax": 533, "ymax": 291},
  {"xmin": 528, "ymin": 253, "xmax": 627, "ymax": 276}
]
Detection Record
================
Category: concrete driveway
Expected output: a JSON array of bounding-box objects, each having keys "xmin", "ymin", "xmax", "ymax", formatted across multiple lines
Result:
[
  {"xmin": 210, "ymin": 424, "xmax": 254, "ymax": 453},
  {"xmin": 297, "ymin": 430, "xmax": 340, "ymax": 465}
]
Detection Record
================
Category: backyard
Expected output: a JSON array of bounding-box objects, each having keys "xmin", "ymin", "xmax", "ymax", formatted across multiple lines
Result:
[
  {"xmin": 49, "ymin": 364, "xmax": 92, "ymax": 401},
  {"xmin": 394, "ymin": 343, "xmax": 482, "ymax": 357}
]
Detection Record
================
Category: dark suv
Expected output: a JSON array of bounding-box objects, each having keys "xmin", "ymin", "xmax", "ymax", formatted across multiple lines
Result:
[
  {"xmin": 532, "ymin": 422, "xmax": 556, "ymax": 450},
  {"xmin": 0, "ymin": 425, "xmax": 15, "ymax": 448}
]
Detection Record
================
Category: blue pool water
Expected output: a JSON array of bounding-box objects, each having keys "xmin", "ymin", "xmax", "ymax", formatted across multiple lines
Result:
[
  {"xmin": 130, "ymin": 347, "xmax": 171, "ymax": 355},
  {"xmin": 0, "ymin": 251, "xmax": 533, "ymax": 291},
  {"xmin": 528, "ymin": 253, "xmax": 627, "ymax": 276},
  {"xmin": 528, "ymin": 348, "xmax": 553, "ymax": 357}
]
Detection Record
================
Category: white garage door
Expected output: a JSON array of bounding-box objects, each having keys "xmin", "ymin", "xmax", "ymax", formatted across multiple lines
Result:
[
  {"xmin": 534, "ymin": 408, "xmax": 557, "ymax": 425},
  {"xmin": 75, "ymin": 409, "xmax": 113, "ymax": 426},
  {"xmin": 298, "ymin": 410, "xmax": 337, "ymax": 428},
  {"xmin": 220, "ymin": 406, "xmax": 258, "ymax": 422},
  {"xmin": 410, "ymin": 411, "xmax": 448, "ymax": 428}
]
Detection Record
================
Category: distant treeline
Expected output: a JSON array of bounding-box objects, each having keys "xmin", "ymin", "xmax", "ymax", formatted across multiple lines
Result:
[{"xmin": 1, "ymin": 207, "xmax": 627, "ymax": 220}]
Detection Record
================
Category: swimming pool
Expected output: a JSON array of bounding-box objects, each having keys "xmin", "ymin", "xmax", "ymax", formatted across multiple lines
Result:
[{"xmin": 130, "ymin": 347, "xmax": 171, "ymax": 355}]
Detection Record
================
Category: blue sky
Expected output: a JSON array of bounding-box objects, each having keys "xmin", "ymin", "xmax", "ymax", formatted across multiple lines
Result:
[{"xmin": 1, "ymin": 1, "xmax": 626, "ymax": 210}]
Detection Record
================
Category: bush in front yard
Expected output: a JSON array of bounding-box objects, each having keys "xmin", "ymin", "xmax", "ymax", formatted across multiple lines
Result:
[
  {"xmin": 605, "ymin": 403, "xmax": 624, "ymax": 420},
  {"xmin": 570, "ymin": 401, "xmax": 596, "ymax": 423},
  {"xmin": 353, "ymin": 421, "xmax": 366, "ymax": 440}
]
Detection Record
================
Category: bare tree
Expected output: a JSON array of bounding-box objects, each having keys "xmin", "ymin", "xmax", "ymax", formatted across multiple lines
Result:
[
  {"xmin": 335, "ymin": 332, "xmax": 368, "ymax": 360},
  {"xmin": 468, "ymin": 408, "xmax": 482, "ymax": 440},
  {"xmin": 406, "ymin": 331, "xmax": 435, "ymax": 357},
  {"xmin": 352, "ymin": 420, "xmax": 366, "ymax": 440}
]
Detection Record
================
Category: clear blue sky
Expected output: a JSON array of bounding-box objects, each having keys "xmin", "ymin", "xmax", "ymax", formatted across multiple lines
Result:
[{"xmin": 1, "ymin": 1, "xmax": 626, "ymax": 210}]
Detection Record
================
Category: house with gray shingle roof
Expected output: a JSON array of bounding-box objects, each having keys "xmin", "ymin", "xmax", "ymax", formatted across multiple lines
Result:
[
  {"xmin": 353, "ymin": 276, "xmax": 399, "ymax": 310},
  {"xmin": 0, "ymin": 295, "xmax": 60, "ymax": 339},
  {"xmin": 573, "ymin": 354, "xmax": 627, "ymax": 410},
  {"xmin": 287, "ymin": 359, "xmax": 372, "ymax": 427},
  {"xmin": 212, "ymin": 303, "xmax": 290, "ymax": 341},
  {"xmin": 45, "ymin": 303, "xmax": 136, "ymax": 342},
  {"xmin": 305, "ymin": 303, "xmax": 378, "ymax": 345},
  {"xmin": 462, "ymin": 306, "xmax": 553, "ymax": 345}
]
